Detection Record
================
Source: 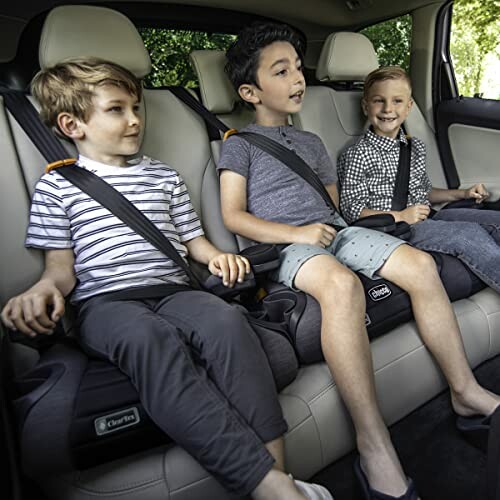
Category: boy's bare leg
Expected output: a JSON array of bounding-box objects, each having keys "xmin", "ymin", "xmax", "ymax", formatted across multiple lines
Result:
[
  {"xmin": 378, "ymin": 245, "xmax": 500, "ymax": 417},
  {"xmin": 253, "ymin": 438, "xmax": 332, "ymax": 500},
  {"xmin": 295, "ymin": 255, "xmax": 409, "ymax": 497},
  {"xmin": 265, "ymin": 437, "xmax": 285, "ymax": 471},
  {"xmin": 252, "ymin": 469, "xmax": 304, "ymax": 500}
]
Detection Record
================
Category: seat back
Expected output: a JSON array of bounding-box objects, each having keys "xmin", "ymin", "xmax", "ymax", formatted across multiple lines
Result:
[{"xmin": 293, "ymin": 31, "xmax": 448, "ymax": 188}]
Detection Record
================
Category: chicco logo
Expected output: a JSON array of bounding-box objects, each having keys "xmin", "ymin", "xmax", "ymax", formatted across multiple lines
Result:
[
  {"xmin": 368, "ymin": 284, "xmax": 392, "ymax": 302},
  {"xmin": 95, "ymin": 407, "xmax": 140, "ymax": 436}
]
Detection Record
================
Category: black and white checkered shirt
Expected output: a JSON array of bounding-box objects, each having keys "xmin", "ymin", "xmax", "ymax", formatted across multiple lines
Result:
[{"xmin": 337, "ymin": 128, "xmax": 432, "ymax": 223}]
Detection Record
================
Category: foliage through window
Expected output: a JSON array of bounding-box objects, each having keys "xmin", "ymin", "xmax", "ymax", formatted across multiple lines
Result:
[
  {"xmin": 360, "ymin": 15, "xmax": 412, "ymax": 73},
  {"xmin": 138, "ymin": 29, "xmax": 236, "ymax": 88},
  {"xmin": 450, "ymin": 0, "xmax": 500, "ymax": 99}
]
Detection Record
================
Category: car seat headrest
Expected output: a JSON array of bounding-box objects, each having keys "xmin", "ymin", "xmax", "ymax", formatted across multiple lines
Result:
[
  {"xmin": 190, "ymin": 50, "xmax": 238, "ymax": 114},
  {"xmin": 316, "ymin": 32, "xmax": 379, "ymax": 82},
  {"xmin": 38, "ymin": 5, "xmax": 151, "ymax": 78}
]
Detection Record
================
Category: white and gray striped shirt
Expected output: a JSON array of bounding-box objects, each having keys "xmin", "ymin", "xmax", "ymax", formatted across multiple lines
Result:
[{"xmin": 26, "ymin": 155, "xmax": 204, "ymax": 302}]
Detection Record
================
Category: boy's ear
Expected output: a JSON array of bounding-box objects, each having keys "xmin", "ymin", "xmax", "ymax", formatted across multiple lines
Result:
[
  {"xmin": 361, "ymin": 98, "xmax": 368, "ymax": 116},
  {"xmin": 238, "ymin": 84, "xmax": 261, "ymax": 105},
  {"xmin": 57, "ymin": 112, "xmax": 85, "ymax": 141}
]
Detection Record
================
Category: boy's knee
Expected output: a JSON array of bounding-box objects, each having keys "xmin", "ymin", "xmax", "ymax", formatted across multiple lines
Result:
[
  {"xmin": 319, "ymin": 266, "xmax": 363, "ymax": 302},
  {"xmin": 405, "ymin": 249, "xmax": 439, "ymax": 287},
  {"xmin": 410, "ymin": 249, "xmax": 437, "ymax": 273}
]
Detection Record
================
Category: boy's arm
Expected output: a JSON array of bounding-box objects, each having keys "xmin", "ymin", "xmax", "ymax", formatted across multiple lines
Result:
[
  {"xmin": 185, "ymin": 236, "xmax": 250, "ymax": 287},
  {"xmin": 220, "ymin": 170, "xmax": 337, "ymax": 247},
  {"xmin": 429, "ymin": 184, "xmax": 490, "ymax": 204},
  {"xmin": 325, "ymin": 183, "xmax": 340, "ymax": 210},
  {"xmin": 359, "ymin": 206, "xmax": 431, "ymax": 224},
  {"xmin": 1, "ymin": 249, "xmax": 75, "ymax": 337}
]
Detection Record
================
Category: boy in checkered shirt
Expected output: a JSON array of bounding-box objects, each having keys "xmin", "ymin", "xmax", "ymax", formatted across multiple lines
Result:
[{"xmin": 337, "ymin": 66, "xmax": 500, "ymax": 293}]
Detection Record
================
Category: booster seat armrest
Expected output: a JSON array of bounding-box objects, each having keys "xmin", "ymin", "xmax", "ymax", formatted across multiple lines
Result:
[
  {"xmin": 351, "ymin": 214, "xmax": 411, "ymax": 240},
  {"xmin": 239, "ymin": 243, "xmax": 281, "ymax": 274},
  {"xmin": 203, "ymin": 271, "xmax": 256, "ymax": 299},
  {"xmin": 8, "ymin": 323, "xmax": 67, "ymax": 352},
  {"xmin": 351, "ymin": 213, "xmax": 396, "ymax": 229}
]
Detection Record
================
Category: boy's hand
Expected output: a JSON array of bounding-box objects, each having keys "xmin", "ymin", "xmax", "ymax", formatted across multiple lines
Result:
[
  {"xmin": 208, "ymin": 253, "xmax": 251, "ymax": 288},
  {"xmin": 1, "ymin": 280, "xmax": 65, "ymax": 337},
  {"xmin": 293, "ymin": 223, "xmax": 337, "ymax": 247},
  {"xmin": 398, "ymin": 205, "xmax": 431, "ymax": 225},
  {"xmin": 464, "ymin": 183, "xmax": 489, "ymax": 203}
]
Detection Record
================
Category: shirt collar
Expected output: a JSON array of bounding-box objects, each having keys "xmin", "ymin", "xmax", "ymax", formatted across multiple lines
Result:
[{"xmin": 365, "ymin": 127, "xmax": 408, "ymax": 151}]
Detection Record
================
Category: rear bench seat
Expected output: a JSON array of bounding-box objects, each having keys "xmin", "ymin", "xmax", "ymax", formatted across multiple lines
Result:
[
  {"xmin": 1, "ymin": 6, "xmax": 499, "ymax": 500},
  {"xmin": 188, "ymin": 41, "xmax": 500, "ymax": 459}
]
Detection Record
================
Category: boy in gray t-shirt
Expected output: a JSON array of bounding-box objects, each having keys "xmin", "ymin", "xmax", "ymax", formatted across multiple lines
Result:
[{"xmin": 219, "ymin": 22, "xmax": 500, "ymax": 500}]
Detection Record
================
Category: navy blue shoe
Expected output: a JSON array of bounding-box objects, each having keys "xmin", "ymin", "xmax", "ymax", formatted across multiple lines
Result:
[
  {"xmin": 456, "ymin": 405, "xmax": 500, "ymax": 452},
  {"xmin": 354, "ymin": 457, "xmax": 418, "ymax": 500}
]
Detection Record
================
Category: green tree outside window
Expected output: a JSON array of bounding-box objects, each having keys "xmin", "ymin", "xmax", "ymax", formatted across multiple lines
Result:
[
  {"xmin": 450, "ymin": 0, "xmax": 500, "ymax": 99},
  {"xmin": 360, "ymin": 15, "xmax": 412, "ymax": 73},
  {"xmin": 138, "ymin": 29, "xmax": 236, "ymax": 88}
]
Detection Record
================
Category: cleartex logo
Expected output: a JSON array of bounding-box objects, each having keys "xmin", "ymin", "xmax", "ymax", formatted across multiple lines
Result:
[
  {"xmin": 95, "ymin": 407, "xmax": 140, "ymax": 436},
  {"xmin": 368, "ymin": 284, "xmax": 392, "ymax": 302}
]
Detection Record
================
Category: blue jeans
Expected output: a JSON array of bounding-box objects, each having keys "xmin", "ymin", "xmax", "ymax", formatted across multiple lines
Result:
[{"xmin": 409, "ymin": 208, "xmax": 500, "ymax": 292}]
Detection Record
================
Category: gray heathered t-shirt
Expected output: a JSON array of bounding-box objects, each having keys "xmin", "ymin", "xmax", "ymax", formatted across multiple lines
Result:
[{"xmin": 217, "ymin": 123, "xmax": 346, "ymax": 228}]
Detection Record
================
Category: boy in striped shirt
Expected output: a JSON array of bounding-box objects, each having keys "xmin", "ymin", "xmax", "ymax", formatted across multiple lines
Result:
[{"xmin": 1, "ymin": 58, "xmax": 332, "ymax": 500}]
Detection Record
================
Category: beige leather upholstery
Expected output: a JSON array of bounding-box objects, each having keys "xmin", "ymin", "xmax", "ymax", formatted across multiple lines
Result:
[
  {"xmin": 316, "ymin": 32, "xmax": 378, "ymax": 82},
  {"xmin": 38, "ymin": 5, "xmax": 151, "ymax": 78},
  {"xmin": 190, "ymin": 50, "xmax": 238, "ymax": 114}
]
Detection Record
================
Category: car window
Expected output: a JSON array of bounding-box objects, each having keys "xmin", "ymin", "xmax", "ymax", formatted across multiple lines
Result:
[
  {"xmin": 449, "ymin": 0, "xmax": 499, "ymax": 99},
  {"xmin": 138, "ymin": 28, "xmax": 236, "ymax": 88},
  {"xmin": 360, "ymin": 14, "xmax": 412, "ymax": 72}
]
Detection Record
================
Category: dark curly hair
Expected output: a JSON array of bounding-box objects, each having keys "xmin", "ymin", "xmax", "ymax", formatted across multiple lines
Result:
[{"xmin": 225, "ymin": 21, "xmax": 306, "ymax": 93}]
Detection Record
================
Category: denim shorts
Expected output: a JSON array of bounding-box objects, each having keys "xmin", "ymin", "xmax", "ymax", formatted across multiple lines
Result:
[{"xmin": 271, "ymin": 226, "xmax": 406, "ymax": 290}]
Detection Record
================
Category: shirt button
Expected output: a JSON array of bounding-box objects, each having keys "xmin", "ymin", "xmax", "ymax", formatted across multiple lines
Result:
[
  {"xmin": 281, "ymin": 132, "xmax": 287, "ymax": 137},
  {"xmin": 286, "ymin": 139, "xmax": 292, "ymax": 144}
]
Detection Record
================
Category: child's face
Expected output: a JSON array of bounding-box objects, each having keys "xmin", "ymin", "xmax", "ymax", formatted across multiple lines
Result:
[
  {"xmin": 238, "ymin": 41, "xmax": 305, "ymax": 126},
  {"xmin": 362, "ymin": 78, "xmax": 413, "ymax": 139},
  {"xmin": 71, "ymin": 84, "xmax": 142, "ymax": 166}
]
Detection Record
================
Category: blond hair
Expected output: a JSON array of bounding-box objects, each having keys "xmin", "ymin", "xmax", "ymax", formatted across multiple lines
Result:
[
  {"xmin": 364, "ymin": 66, "xmax": 412, "ymax": 98},
  {"xmin": 31, "ymin": 57, "xmax": 142, "ymax": 133}
]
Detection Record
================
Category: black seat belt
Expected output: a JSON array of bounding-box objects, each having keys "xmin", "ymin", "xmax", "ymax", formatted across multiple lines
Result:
[
  {"xmin": 2, "ymin": 89, "xmax": 204, "ymax": 289},
  {"xmin": 54, "ymin": 164, "xmax": 204, "ymax": 289},
  {"xmin": 3, "ymin": 90, "xmax": 265, "ymax": 298},
  {"xmin": 170, "ymin": 87, "xmax": 342, "ymax": 225},
  {"xmin": 2, "ymin": 89, "xmax": 70, "ymax": 161},
  {"xmin": 169, "ymin": 86, "xmax": 410, "ymax": 237},
  {"xmin": 392, "ymin": 139, "xmax": 411, "ymax": 211}
]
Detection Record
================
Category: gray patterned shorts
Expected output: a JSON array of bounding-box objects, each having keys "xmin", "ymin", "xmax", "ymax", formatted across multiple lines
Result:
[{"xmin": 271, "ymin": 226, "xmax": 407, "ymax": 290}]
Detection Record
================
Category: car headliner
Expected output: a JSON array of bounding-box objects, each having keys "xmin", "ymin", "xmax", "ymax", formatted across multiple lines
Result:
[{"xmin": 2, "ymin": 0, "xmax": 447, "ymax": 32}]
